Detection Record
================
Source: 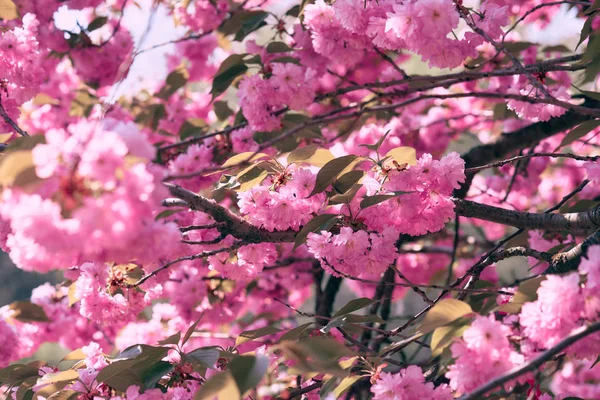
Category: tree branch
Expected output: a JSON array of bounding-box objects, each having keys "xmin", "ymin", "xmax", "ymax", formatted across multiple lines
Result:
[
  {"xmin": 455, "ymin": 96, "xmax": 600, "ymax": 198},
  {"xmin": 453, "ymin": 198, "xmax": 600, "ymax": 231}
]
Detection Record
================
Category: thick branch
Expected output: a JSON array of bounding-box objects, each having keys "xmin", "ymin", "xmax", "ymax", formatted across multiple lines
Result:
[
  {"xmin": 166, "ymin": 183, "xmax": 296, "ymax": 243},
  {"xmin": 455, "ymin": 96, "xmax": 600, "ymax": 197},
  {"xmin": 460, "ymin": 321, "xmax": 600, "ymax": 400},
  {"xmin": 548, "ymin": 229, "xmax": 600, "ymax": 273},
  {"xmin": 454, "ymin": 199, "xmax": 600, "ymax": 231}
]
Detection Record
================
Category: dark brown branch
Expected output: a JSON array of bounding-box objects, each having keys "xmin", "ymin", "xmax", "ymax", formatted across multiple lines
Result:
[
  {"xmin": 456, "ymin": 96, "xmax": 600, "ymax": 197},
  {"xmin": 165, "ymin": 183, "xmax": 296, "ymax": 243},
  {"xmin": 460, "ymin": 321, "xmax": 600, "ymax": 400},
  {"xmin": 549, "ymin": 229, "xmax": 600, "ymax": 273},
  {"xmin": 0, "ymin": 95, "xmax": 28, "ymax": 137},
  {"xmin": 454, "ymin": 198, "xmax": 600, "ymax": 231}
]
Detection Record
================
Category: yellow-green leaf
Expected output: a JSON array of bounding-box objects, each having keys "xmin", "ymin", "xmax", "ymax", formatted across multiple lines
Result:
[
  {"xmin": 236, "ymin": 326, "xmax": 281, "ymax": 346},
  {"xmin": 194, "ymin": 371, "xmax": 240, "ymax": 400},
  {"xmin": 384, "ymin": 146, "xmax": 417, "ymax": 166},
  {"xmin": 430, "ymin": 321, "xmax": 470, "ymax": 357},
  {"xmin": 0, "ymin": 0, "xmax": 18, "ymax": 20},
  {"xmin": 9, "ymin": 301, "xmax": 50, "ymax": 323},
  {"xmin": 333, "ymin": 376, "xmax": 361, "ymax": 398},
  {"xmin": 222, "ymin": 152, "xmax": 270, "ymax": 168},
  {"xmin": 417, "ymin": 299, "xmax": 472, "ymax": 335},
  {"xmin": 38, "ymin": 370, "xmax": 79, "ymax": 385},
  {"xmin": 310, "ymin": 155, "xmax": 362, "ymax": 196},
  {"xmin": 0, "ymin": 151, "xmax": 36, "ymax": 187},
  {"xmin": 59, "ymin": 349, "xmax": 86, "ymax": 363},
  {"xmin": 498, "ymin": 276, "xmax": 545, "ymax": 314},
  {"xmin": 288, "ymin": 145, "xmax": 335, "ymax": 167}
]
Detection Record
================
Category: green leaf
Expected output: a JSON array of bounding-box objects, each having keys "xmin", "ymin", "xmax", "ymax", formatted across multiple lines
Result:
[
  {"xmin": 359, "ymin": 130, "xmax": 390, "ymax": 153},
  {"xmin": 417, "ymin": 299, "xmax": 473, "ymax": 335},
  {"xmin": 560, "ymin": 199, "xmax": 600, "ymax": 213},
  {"xmin": 286, "ymin": 5, "xmax": 300, "ymax": 17},
  {"xmin": 332, "ymin": 170, "xmax": 364, "ymax": 194},
  {"xmin": 155, "ymin": 209, "xmax": 185, "ymax": 221},
  {"xmin": 210, "ymin": 54, "xmax": 249, "ymax": 99},
  {"xmin": 293, "ymin": 213, "xmax": 339, "ymax": 250},
  {"xmin": 278, "ymin": 323, "xmax": 313, "ymax": 342},
  {"xmin": 236, "ymin": 167, "xmax": 269, "ymax": 192},
  {"xmin": 184, "ymin": 347, "xmax": 220, "ymax": 370},
  {"xmin": 157, "ymin": 65, "xmax": 189, "ymax": 100},
  {"xmin": 556, "ymin": 120, "xmax": 600, "ymax": 149},
  {"xmin": 332, "ymin": 298, "xmax": 376, "ymax": 318},
  {"xmin": 142, "ymin": 361, "xmax": 174, "ymax": 390},
  {"xmin": 213, "ymin": 101, "xmax": 233, "ymax": 121},
  {"xmin": 287, "ymin": 145, "xmax": 334, "ymax": 167},
  {"xmin": 228, "ymin": 355, "xmax": 269, "ymax": 395},
  {"xmin": 577, "ymin": 17, "xmax": 595, "ymax": 50},
  {"xmin": 234, "ymin": 11, "xmax": 269, "ymax": 41},
  {"xmin": 585, "ymin": 0, "xmax": 600, "ymax": 14},
  {"xmin": 360, "ymin": 192, "xmax": 411, "ymax": 210},
  {"xmin": 157, "ymin": 332, "xmax": 181, "ymax": 346},
  {"xmin": 178, "ymin": 118, "xmax": 207, "ymax": 140},
  {"xmin": 319, "ymin": 377, "xmax": 338, "ymax": 398},
  {"xmin": 333, "ymin": 376, "xmax": 361, "ymax": 398},
  {"xmin": 9, "ymin": 301, "xmax": 50, "ymax": 322},
  {"xmin": 321, "ymin": 314, "xmax": 384, "ymax": 333},
  {"xmin": 430, "ymin": 319, "xmax": 470, "ymax": 357},
  {"xmin": 269, "ymin": 56, "xmax": 301, "ymax": 64},
  {"xmin": 329, "ymin": 184, "xmax": 361, "ymax": 205},
  {"xmin": 87, "ymin": 16, "xmax": 108, "ymax": 32},
  {"xmin": 194, "ymin": 371, "xmax": 240, "ymax": 400},
  {"xmin": 46, "ymin": 390, "xmax": 80, "ymax": 400},
  {"xmin": 579, "ymin": 90, "xmax": 600, "ymax": 102},
  {"xmin": 498, "ymin": 276, "xmax": 545, "ymax": 313},
  {"xmin": 135, "ymin": 103, "xmax": 166, "ymax": 131},
  {"xmin": 3, "ymin": 361, "xmax": 45, "ymax": 386},
  {"xmin": 182, "ymin": 315, "xmax": 203, "ymax": 346},
  {"xmin": 503, "ymin": 41, "xmax": 536, "ymax": 54},
  {"xmin": 69, "ymin": 90, "xmax": 98, "ymax": 118},
  {"xmin": 222, "ymin": 152, "xmax": 270, "ymax": 168},
  {"xmin": 236, "ymin": 326, "xmax": 281, "ymax": 346},
  {"xmin": 541, "ymin": 45, "xmax": 571, "ymax": 53},
  {"xmin": 310, "ymin": 155, "xmax": 361, "ymax": 196},
  {"xmin": 4, "ymin": 135, "xmax": 45, "ymax": 153},
  {"xmin": 266, "ymin": 42, "xmax": 293, "ymax": 53}
]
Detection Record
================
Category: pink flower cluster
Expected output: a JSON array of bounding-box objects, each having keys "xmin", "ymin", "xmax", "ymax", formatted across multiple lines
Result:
[
  {"xmin": 0, "ymin": 13, "xmax": 43, "ymax": 132},
  {"xmin": 171, "ymin": 0, "xmax": 229, "ymax": 33},
  {"xmin": 520, "ymin": 246, "xmax": 600, "ymax": 358},
  {"xmin": 507, "ymin": 84, "xmax": 571, "ymax": 122},
  {"xmin": 0, "ymin": 119, "xmax": 180, "ymax": 272},
  {"xmin": 302, "ymin": 0, "xmax": 509, "ymax": 69},
  {"xmin": 307, "ymin": 226, "xmax": 399, "ymax": 278},
  {"xmin": 237, "ymin": 64, "xmax": 317, "ymax": 131},
  {"xmin": 238, "ymin": 168, "xmax": 325, "ymax": 231},
  {"xmin": 361, "ymin": 152, "xmax": 465, "ymax": 236},
  {"xmin": 446, "ymin": 315, "xmax": 525, "ymax": 395},
  {"xmin": 74, "ymin": 262, "xmax": 162, "ymax": 325},
  {"xmin": 371, "ymin": 365, "xmax": 452, "ymax": 400},
  {"xmin": 209, "ymin": 243, "xmax": 278, "ymax": 281},
  {"xmin": 70, "ymin": 22, "xmax": 134, "ymax": 88}
]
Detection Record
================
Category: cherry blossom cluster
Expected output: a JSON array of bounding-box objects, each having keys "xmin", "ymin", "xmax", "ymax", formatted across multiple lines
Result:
[{"xmin": 0, "ymin": 119, "xmax": 180, "ymax": 272}]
